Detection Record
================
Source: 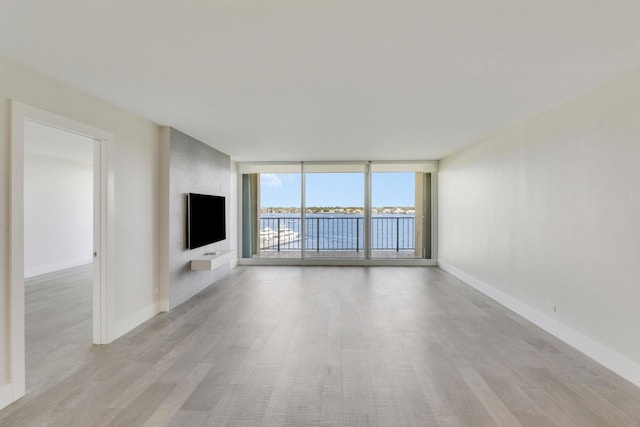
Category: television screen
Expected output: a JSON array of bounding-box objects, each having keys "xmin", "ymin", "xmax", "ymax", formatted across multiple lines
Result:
[{"xmin": 188, "ymin": 193, "xmax": 226, "ymax": 249}]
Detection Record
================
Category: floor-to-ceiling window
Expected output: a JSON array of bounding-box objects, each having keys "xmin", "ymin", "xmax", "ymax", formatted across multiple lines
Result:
[
  {"xmin": 239, "ymin": 161, "xmax": 435, "ymax": 263},
  {"xmin": 304, "ymin": 164, "xmax": 366, "ymax": 259},
  {"xmin": 241, "ymin": 164, "xmax": 302, "ymax": 259},
  {"xmin": 258, "ymin": 171, "xmax": 302, "ymax": 258},
  {"xmin": 370, "ymin": 164, "xmax": 432, "ymax": 259}
]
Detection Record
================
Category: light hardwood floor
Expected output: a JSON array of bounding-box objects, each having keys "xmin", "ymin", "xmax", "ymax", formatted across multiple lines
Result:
[
  {"xmin": 2, "ymin": 265, "xmax": 640, "ymax": 426},
  {"xmin": 24, "ymin": 264, "xmax": 93, "ymax": 393}
]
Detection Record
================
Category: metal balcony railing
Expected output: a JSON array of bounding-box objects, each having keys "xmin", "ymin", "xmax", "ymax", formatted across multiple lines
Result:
[{"xmin": 259, "ymin": 216, "xmax": 415, "ymax": 252}]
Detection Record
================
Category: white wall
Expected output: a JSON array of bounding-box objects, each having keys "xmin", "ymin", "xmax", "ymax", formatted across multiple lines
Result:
[
  {"xmin": 0, "ymin": 55, "xmax": 161, "ymax": 403},
  {"xmin": 23, "ymin": 153, "xmax": 93, "ymax": 277},
  {"xmin": 438, "ymin": 68, "xmax": 640, "ymax": 385},
  {"xmin": 230, "ymin": 160, "xmax": 238, "ymax": 266}
]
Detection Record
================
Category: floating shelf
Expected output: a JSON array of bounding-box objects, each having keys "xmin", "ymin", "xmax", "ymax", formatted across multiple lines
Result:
[{"xmin": 190, "ymin": 250, "xmax": 235, "ymax": 271}]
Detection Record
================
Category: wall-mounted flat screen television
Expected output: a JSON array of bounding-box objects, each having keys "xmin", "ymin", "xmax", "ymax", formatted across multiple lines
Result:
[{"xmin": 187, "ymin": 193, "xmax": 226, "ymax": 249}]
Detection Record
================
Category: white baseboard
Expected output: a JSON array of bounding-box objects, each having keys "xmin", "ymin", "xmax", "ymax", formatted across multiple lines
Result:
[
  {"xmin": 438, "ymin": 260, "xmax": 640, "ymax": 388},
  {"xmin": 112, "ymin": 301, "xmax": 163, "ymax": 341},
  {"xmin": 157, "ymin": 299, "xmax": 170, "ymax": 313},
  {"xmin": 25, "ymin": 257, "xmax": 93, "ymax": 278},
  {"xmin": 0, "ymin": 382, "xmax": 14, "ymax": 411}
]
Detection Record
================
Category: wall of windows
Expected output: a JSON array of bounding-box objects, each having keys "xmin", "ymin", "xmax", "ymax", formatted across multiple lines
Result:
[{"xmin": 238, "ymin": 162, "xmax": 436, "ymax": 264}]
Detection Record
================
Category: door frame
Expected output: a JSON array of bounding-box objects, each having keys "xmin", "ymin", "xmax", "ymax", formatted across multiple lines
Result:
[{"xmin": 9, "ymin": 100, "xmax": 115, "ymax": 401}]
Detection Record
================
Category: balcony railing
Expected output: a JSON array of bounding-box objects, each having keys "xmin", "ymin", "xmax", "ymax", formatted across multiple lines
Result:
[{"xmin": 259, "ymin": 216, "xmax": 415, "ymax": 252}]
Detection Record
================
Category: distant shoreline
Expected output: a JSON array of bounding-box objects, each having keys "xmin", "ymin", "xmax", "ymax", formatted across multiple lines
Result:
[{"xmin": 261, "ymin": 208, "xmax": 416, "ymax": 216}]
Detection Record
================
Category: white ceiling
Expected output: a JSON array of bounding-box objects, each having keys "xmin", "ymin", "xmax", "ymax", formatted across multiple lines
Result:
[{"xmin": 2, "ymin": 1, "xmax": 640, "ymax": 161}]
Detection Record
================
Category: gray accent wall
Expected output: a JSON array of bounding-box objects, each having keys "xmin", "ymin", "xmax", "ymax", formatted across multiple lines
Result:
[{"xmin": 169, "ymin": 128, "xmax": 231, "ymax": 309}]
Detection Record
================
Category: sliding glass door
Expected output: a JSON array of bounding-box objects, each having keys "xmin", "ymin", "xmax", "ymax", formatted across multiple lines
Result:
[
  {"xmin": 258, "ymin": 172, "xmax": 302, "ymax": 258},
  {"xmin": 304, "ymin": 171, "xmax": 365, "ymax": 259},
  {"xmin": 371, "ymin": 171, "xmax": 431, "ymax": 259},
  {"xmin": 241, "ymin": 165, "xmax": 302, "ymax": 259}
]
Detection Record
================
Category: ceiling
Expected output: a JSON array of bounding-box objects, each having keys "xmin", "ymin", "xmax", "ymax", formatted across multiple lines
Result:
[{"xmin": 2, "ymin": 1, "xmax": 639, "ymax": 162}]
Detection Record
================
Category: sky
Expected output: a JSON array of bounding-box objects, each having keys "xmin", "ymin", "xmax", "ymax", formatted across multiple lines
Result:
[{"xmin": 260, "ymin": 172, "xmax": 415, "ymax": 207}]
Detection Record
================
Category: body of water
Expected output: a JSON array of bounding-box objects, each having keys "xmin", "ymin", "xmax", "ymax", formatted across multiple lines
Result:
[{"xmin": 260, "ymin": 213, "xmax": 415, "ymax": 251}]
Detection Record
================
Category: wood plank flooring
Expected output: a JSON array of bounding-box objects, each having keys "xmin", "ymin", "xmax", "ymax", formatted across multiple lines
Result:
[
  {"xmin": 23, "ymin": 264, "xmax": 94, "ymax": 393},
  {"xmin": 2, "ymin": 266, "xmax": 640, "ymax": 426}
]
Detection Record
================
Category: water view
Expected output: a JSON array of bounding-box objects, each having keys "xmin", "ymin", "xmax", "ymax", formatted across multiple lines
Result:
[
  {"xmin": 256, "ymin": 171, "xmax": 425, "ymax": 258},
  {"xmin": 260, "ymin": 212, "xmax": 416, "ymax": 252}
]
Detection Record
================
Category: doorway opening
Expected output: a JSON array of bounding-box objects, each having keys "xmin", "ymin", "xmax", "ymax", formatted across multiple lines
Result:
[
  {"xmin": 9, "ymin": 101, "xmax": 114, "ymax": 403},
  {"xmin": 23, "ymin": 121, "xmax": 96, "ymax": 392}
]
